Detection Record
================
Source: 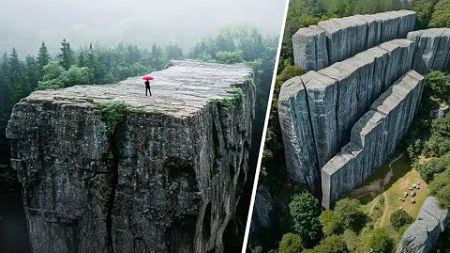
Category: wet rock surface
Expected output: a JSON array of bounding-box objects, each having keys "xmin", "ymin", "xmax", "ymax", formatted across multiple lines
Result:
[
  {"xmin": 321, "ymin": 71, "xmax": 424, "ymax": 208},
  {"xmin": 292, "ymin": 10, "xmax": 416, "ymax": 71},
  {"xmin": 397, "ymin": 197, "xmax": 448, "ymax": 253},
  {"xmin": 6, "ymin": 60, "xmax": 255, "ymax": 253}
]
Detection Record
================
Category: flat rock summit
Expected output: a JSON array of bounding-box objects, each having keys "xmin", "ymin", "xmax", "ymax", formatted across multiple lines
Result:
[
  {"xmin": 24, "ymin": 60, "xmax": 253, "ymax": 117},
  {"xmin": 7, "ymin": 60, "xmax": 256, "ymax": 253}
]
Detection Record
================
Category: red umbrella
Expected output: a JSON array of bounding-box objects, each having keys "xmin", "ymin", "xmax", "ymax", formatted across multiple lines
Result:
[{"xmin": 142, "ymin": 75, "xmax": 154, "ymax": 81}]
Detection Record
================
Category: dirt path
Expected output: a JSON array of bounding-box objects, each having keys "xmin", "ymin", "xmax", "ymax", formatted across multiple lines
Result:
[
  {"xmin": 379, "ymin": 192, "xmax": 389, "ymax": 227},
  {"xmin": 376, "ymin": 153, "xmax": 404, "ymax": 227}
]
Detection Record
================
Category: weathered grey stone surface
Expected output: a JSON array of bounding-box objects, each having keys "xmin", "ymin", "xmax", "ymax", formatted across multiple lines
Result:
[
  {"xmin": 292, "ymin": 10, "xmax": 416, "ymax": 71},
  {"xmin": 321, "ymin": 71, "xmax": 424, "ymax": 208},
  {"xmin": 407, "ymin": 28, "xmax": 450, "ymax": 74},
  {"xmin": 292, "ymin": 26, "xmax": 329, "ymax": 71},
  {"xmin": 397, "ymin": 196, "xmax": 449, "ymax": 253},
  {"xmin": 6, "ymin": 61, "xmax": 255, "ymax": 253},
  {"xmin": 278, "ymin": 74, "xmax": 322, "ymax": 194}
]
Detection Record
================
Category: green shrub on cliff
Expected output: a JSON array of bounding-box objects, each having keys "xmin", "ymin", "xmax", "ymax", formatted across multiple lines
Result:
[{"xmin": 97, "ymin": 102, "xmax": 128, "ymax": 137}]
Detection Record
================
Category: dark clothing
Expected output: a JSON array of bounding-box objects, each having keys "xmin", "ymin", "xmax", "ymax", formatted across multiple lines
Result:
[{"xmin": 145, "ymin": 80, "xmax": 151, "ymax": 96}]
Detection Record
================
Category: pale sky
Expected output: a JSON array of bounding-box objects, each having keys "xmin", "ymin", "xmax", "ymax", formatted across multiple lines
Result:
[{"xmin": 0, "ymin": 0, "xmax": 287, "ymax": 56}]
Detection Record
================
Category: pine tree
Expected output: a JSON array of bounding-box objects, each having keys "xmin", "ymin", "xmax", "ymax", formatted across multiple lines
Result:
[
  {"xmin": 0, "ymin": 53, "xmax": 11, "ymax": 111},
  {"xmin": 87, "ymin": 43, "xmax": 103, "ymax": 84},
  {"xmin": 78, "ymin": 52, "xmax": 86, "ymax": 67},
  {"xmin": 59, "ymin": 39, "xmax": 74, "ymax": 70},
  {"xmin": 37, "ymin": 41, "xmax": 50, "ymax": 69},
  {"xmin": 9, "ymin": 48, "xmax": 25, "ymax": 103},
  {"xmin": 25, "ymin": 55, "xmax": 39, "ymax": 93}
]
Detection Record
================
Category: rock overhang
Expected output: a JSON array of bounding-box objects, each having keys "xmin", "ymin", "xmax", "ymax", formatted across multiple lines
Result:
[{"xmin": 19, "ymin": 60, "xmax": 254, "ymax": 119}]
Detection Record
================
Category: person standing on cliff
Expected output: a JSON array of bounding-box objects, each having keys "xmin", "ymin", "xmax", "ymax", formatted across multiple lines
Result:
[
  {"xmin": 145, "ymin": 80, "xmax": 152, "ymax": 96},
  {"xmin": 142, "ymin": 75, "xmax": 154, "ymax": 96}
]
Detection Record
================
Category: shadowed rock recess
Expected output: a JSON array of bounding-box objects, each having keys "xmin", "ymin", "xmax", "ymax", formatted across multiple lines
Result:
[
  {"xmin": 397, "ymin": 197, "xmax": 449, "ymax": 253},
  {"xmin": 6, "ymin": 60, "xmax": 255, "ymax": 253},
  {"xmin": 280, "ymin": 10, "xmax": 450, "ymax": 209}
]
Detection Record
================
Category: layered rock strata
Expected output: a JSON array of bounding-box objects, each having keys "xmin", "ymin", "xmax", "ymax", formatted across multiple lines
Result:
[
  {"xmin": 292, "ymin": 10, "xmax": 416, "ymax": 71},
  {"xmin": 397, "ymin": 196, "xmax": 448, "ymax": 253},
  {"xmin": 279, "ymin": 39, "xmax": 414, "ymax": 194},
  {"xmin": 6, "ymin": 61, "xmax": 255, "ymax": 253},
  {"xmin": 407, "ymin": 28, "xmax": 450, "ymax": 74},
  {"xmin": 321, "ymin": 71, "xmax": 424, "ymax": 208}
]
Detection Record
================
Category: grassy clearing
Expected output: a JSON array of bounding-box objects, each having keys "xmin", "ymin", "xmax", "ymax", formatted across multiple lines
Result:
[{"xmin": 348, "ymin": 153, "xmax": 429, "ymax": 248}]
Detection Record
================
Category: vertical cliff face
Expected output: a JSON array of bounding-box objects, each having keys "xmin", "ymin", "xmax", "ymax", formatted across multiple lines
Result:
[
  {"xmin": 278, "ymin": 76, "xmax": 320, "ymax": 193},
  {"xmin": 292, "ymin": 10, "xmax": 416, "ymax": 71},
  {"xmin": 397, "ymin": 197, "xmax": 449, "ymax": 253},
  {"xmin": 6, "ymin": 61, "xmax": 255, "ymax": 253},
  {"xmin": 321, "ymin": 71, "xmax": 424, "ymax": 208}
]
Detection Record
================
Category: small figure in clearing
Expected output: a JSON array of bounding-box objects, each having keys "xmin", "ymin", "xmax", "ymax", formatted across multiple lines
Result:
[{"xmin": 142, "ymin": 75, "xmax": 154, "ymax": 96}]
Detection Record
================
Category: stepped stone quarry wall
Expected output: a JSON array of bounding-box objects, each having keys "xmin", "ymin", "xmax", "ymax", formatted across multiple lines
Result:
[
  {"xmin": 6, "ymin": 61, "xmax": 255, "ymax": 253},
  {"xmin": 397, "ymin": 197, "xmax": 448, "ymax": 253},
  {"xmin": 292, "ymin": 10, "xmax": 416, "ymax": 71},
  {"xmin": 408, "ymin": 28, "xmax": 450, "ymax": 74},
  {"xmin": 279, "ymin": 39, "xmax": 414, "ymax": 194},
  {"xmin": 321, "ymin": 71, "xmax": 424, "ymax": 208}
]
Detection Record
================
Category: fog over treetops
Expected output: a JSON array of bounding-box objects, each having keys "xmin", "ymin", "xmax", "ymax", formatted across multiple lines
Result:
[{"xmin": 0, "ymin": 0, "xmax": 287, "ymax": 56}]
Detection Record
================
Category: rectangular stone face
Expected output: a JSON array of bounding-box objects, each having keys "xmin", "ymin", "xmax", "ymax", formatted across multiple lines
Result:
[
  {"xmin": 6, "ymin": 61, "xmax": 255, "ymax": 253},
  {"xmin": 292, "ymin": 26, "xmax": 329, "ymax": 71},
  {"xmin": 292, "ymin": 10, "xmax": 416, "ymax": 71},
  {"xmin": 321, "ymin": 71, "xmax": 424, "ymax": 208},
  {"xmin": 278, "ymin": 76, "xmax": 321, "ymax": 194},
  {"xmin": 408, "ymin": 28, "xmax": 450, "ymax": 74}
]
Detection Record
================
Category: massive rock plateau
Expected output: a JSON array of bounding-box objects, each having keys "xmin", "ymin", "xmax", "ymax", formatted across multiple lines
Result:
[
  {"xmin": 279, "ymin": 39, "xmax": 414, "ymax": 194},
  {"xmin": 397, "ymin": 196, "xmax": 449, "ymax": 253},
  {"xmin": 321, "ymin": 71, "xmax": 424, "ymax": 208},
  {"xmin": 6, "ymin": 60, "xmax": 255, "ymax": 253},
  {"xmin": 292, "ymin": 10, "xmax": 416, "ymax": 71}
]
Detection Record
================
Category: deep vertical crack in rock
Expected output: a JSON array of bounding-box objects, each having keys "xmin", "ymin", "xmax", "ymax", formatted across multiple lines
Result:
[
  {"xmin": 106, "ymin": 128, "xmax": 120, "ymax": 253},
  {"xmin": 301, "ymin": 80, "xmax": 321, "ymax": 196}
]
